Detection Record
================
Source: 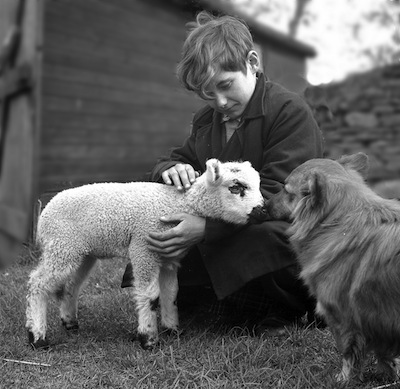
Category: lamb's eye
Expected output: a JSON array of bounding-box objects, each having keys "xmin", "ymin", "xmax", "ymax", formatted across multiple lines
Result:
[{"xmin": 229, "ymin": 183, "xmax": 247, "ymax": 197}]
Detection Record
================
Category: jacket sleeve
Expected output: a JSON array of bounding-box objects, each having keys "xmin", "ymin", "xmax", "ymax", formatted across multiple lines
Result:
[
  {"xmin": 148, "ymin": 108, "xmax": 209, "ymax": 182},
  {"xmin": 148, "ymin": 108, "xmax": 240, "ymax": 243},
  {"xmin": 149, "ymin": 132, "xmax": 202, "ymax": 183},
  {"xmin": 259, "ymin": 91, "xmax": 324, "ymax": 199},
  {"xmin": 204, "ymin": 90, "xmax": 324, "ymax": 244}
]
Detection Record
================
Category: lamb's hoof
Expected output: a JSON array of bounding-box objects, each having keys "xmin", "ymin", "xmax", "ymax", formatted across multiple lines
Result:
[
  {"xmin": 28, "ymin": 330, "xmax": 50, "ymax": 350},
  {"xmin": 160, "ymin": 327, "xmax": 184, "ymax": 337},
  {"xmin": 61, "ymin": 319, "xmax": 79, "ymax": 332},
  {"xmin": 135, "ymin": 332, "xmax": 158, "ymax": 350}
]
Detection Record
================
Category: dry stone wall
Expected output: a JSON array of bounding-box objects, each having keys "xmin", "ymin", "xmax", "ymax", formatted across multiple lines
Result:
[{"xmin": 308, "ymin": 64, "xmax": 400, "ymax": 186}]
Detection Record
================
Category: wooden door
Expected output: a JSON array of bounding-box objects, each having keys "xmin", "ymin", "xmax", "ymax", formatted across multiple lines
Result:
[{"xmin": 0, "ymin": 0, "xmax": 42, "ymax": 269}]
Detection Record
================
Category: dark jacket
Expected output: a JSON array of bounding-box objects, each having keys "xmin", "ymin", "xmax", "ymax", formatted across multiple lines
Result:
[{"xmin": 150, "ymin": 74, "xmax": 324, "ymax": 298}]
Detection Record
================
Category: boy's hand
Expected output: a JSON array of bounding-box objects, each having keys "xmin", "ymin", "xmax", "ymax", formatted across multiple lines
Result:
[
  {"xmin": 146, "ymin": 213, "xmax": 206, "ymax": 259},
  {"xmin": 161, "ymin": 163, "xmax": 199, "ymax": 191}
]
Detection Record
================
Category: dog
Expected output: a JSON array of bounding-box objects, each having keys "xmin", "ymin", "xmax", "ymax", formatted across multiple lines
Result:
[{"xmin": 266, "ymin": 152, "xmax": 400, "ymax": 383}]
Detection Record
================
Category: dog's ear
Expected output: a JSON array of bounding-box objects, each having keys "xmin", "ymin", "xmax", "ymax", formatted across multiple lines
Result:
[
  {"xmin": 337, "ymin": 152, "xmax": 369, "ymax": 179},
  {"xmin": 305, "ymin": 172, "xmax": 326, "ymax": 208}
]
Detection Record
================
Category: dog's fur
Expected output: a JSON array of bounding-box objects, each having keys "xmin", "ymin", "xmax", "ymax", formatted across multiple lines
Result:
[{"xmin": 266, "ymin": 152, "xmax": 400, "ymax": 383}]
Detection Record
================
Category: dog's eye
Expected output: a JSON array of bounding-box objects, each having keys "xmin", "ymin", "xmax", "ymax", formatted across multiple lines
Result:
[
  {"xmin": 301, "ymin": 188, "xmax": 311, "ymax": 197},
  {"xmin": 229, "ymin": 182, "xmax": 247, "ymax": 197},
  {"xmin": 288, "ymin": 193, "xmax": 296, "ymax": 202},
  {"xmin": 284, "ymin": 187, "xmax": 296, "ymax": 202}
]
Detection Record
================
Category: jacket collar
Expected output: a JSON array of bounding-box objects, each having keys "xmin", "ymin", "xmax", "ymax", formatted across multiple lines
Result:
[{"xmin": 240, "ymin": 72, "xmax": 267, "ymax": 120}]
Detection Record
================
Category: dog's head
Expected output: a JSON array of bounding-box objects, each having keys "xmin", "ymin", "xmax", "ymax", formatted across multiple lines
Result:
[{"xmin": 266, "ymin": 153, "xmax": 369, "ymax": 225}]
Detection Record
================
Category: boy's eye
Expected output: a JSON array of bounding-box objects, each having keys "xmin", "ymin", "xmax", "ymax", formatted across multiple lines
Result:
[
  {"xmin": 199, "ymin": 91, "xmax": 215, "ymax": 100},
  {"xmin": 219, "ymin": 81, "xmax": 232, "ymax": 90}
]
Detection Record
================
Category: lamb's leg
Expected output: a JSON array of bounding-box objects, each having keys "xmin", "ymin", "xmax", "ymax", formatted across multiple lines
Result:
[
  {"xmin": 59, "ymin": 255, "xmax": 97, "ymax": 331},
  {"xmin": 26, "ymin": 264, "xmax": 52, "ymax": 349},
  {"xmin": 131, "ymin": 260, "xmax": 160, "ymax": 350},
  {"xmin": 26, "ymin": 250, "xmax": 90, "ymax": 349},
  {"xmin": 159, "ymin": 264, "xmax": 179, "ymax": 334}
]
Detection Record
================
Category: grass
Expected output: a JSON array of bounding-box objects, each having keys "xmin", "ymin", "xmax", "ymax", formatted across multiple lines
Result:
[{"xmin": 1, "ymin": 248, "xmax": 399, "ymax": 389}]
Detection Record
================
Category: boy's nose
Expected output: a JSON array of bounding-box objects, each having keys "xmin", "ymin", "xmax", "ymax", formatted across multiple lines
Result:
[{"xmin": 215, "ymin": 94, "xmax": 228, "ymax": 109}]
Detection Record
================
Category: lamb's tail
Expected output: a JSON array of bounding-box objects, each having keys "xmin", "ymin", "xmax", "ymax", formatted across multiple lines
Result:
[
  {"xmin": 27, "ymin": 199, "xmax": 43, "ymax": 264},
  {"xmin": 25, "ymin": 239, "xmax": 42, "ymax": 265},
  {"xmin": 31, "ymin": 199, "xmax": 42, "ymax": 243}
]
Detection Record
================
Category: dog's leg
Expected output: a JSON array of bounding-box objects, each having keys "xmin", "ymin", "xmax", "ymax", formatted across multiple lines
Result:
[
  {"xmin": 59, "ymin": 255, "xmax": 97, "ymax": 331},
  {"xmin": 335, "ymin": 331, "xmax": 366, "ymax": 383},
  {"xmin": 159, "ymin": 263, "xmax": 179, "ymax": 334},
  {"xmin": 130, "ymin": 252, "xmax": 160, "ymax": 350}
]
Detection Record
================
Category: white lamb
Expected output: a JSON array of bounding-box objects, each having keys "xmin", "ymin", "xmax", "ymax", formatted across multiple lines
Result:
[{"xmin": 26, "ymin": 159, "xmax": 266, "ymax": 350}]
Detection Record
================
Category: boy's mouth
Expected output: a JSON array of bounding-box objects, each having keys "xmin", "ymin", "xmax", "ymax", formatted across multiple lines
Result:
[{"xmin": 222, "ymin": 105, "xmax": 240, "ymax": 118}]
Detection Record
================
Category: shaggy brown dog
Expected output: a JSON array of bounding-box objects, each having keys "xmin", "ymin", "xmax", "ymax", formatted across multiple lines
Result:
[{"xmin": 266, "ymin": 152, "xmax": 400, "ymax": 383}]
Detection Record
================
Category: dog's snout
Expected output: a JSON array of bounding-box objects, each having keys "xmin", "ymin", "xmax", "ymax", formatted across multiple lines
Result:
[
  {"xmin": 265, "ymin": 192, "xmax": 293, "ymax": 222},
  {"xmin": 248, "ymin": 201, "xmax": 271, "ymax": 223}
]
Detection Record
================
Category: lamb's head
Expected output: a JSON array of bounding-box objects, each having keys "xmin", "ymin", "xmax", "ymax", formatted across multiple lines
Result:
[{"xmin": 197, "ymin": 159, "xmax": 266, "ymax": 225}]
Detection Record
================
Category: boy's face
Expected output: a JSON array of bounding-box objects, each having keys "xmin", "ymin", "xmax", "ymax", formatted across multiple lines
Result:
[{"xmin": 202, "ymin": 63, "xmax": 257, "ymax": 120}]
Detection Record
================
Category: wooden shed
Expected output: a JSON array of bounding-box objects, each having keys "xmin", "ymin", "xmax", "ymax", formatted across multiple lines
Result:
[
  {"xmin": 40, "ymin": 0, "xmax": 202, "ymax": 192},
  {"xmin": 0, "ymin": 0, "xmax": 315, "ymax": 263},
  {"xmin": 38, "ymin": 0, "xmax": 316, "ymax": 194}
]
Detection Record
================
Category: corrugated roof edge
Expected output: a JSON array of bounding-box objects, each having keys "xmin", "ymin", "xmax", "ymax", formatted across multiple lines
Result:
[{"xmin": 200, "ymin": 0, "xmax": 317, "ymax": 58}]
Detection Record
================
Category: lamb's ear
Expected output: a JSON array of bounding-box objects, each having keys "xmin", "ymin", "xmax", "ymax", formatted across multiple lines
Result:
[
  {"xmin": 206, "ymin": 158, "xmax": 222, "ymax": 186},
  {"xmin": 304, "ymin": 172, "xmax": 326, "ymax": 208},
  {"xmin": 337, "ymin": 152, "xmax": 369, "ymax": 179}
]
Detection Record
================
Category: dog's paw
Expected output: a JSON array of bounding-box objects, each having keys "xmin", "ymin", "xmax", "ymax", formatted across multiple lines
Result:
[
  {"xmin": 335, "ymin": 371, "xmax": 349, "ymax": 384},
  {"xmin": 335, "ymin": 370, "xmax": 364, "ymax": 385},
  {"xmin": 376, "ymin": 358, "xmax": 398, "ymax": 381}
]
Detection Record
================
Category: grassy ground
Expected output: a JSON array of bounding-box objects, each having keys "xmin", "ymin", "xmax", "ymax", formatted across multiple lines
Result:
[{"xmin": 1, "ymin": 249, "xmax": 399, "ymax": 389}]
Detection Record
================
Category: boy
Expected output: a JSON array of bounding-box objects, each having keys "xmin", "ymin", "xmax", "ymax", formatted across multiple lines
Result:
[{"xmin": 123, "ymin": 11, "xmax": 324, "ymax": 330}]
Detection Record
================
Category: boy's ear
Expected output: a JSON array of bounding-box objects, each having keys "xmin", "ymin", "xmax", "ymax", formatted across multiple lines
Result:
[{"xmin": 247, "ymin": 50, "xmax": 259, "ymax": 72}]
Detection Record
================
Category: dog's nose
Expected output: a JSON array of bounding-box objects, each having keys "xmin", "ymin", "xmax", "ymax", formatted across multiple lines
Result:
[{"xmin": 248, "ymin": 201, "xmax": 271, "ymax": 223}]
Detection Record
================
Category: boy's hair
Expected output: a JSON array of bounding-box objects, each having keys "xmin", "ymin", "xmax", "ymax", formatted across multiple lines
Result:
[{"xmin": 177, "ymin": 11, "xmax": 255, "ymax": 99}]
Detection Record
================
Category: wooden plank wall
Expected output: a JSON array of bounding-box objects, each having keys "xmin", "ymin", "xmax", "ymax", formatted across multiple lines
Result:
[{"xmin": 39, "ymin": 0, "xmax": 202, "ymax": 193}]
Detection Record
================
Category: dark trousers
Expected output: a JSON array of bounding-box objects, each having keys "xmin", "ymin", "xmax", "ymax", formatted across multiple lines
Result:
[
  {"xmin": 178, "ymin": 246, "xmax": 313, "ymax": 317},
  {"xmin": 122, "ymin": 221, "xmax": 315, "ymax": 318}
]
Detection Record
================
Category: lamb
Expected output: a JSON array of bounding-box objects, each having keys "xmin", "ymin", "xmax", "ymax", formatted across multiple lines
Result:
[{"xmin": 26, "ymin": 159, "xmax": 266, "ymax": 350}]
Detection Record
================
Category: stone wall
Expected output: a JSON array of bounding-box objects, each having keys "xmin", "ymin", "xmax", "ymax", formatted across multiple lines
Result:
[{"xmin": 307, "ymin": 64, "xmax": 400, "ymax": 185}]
